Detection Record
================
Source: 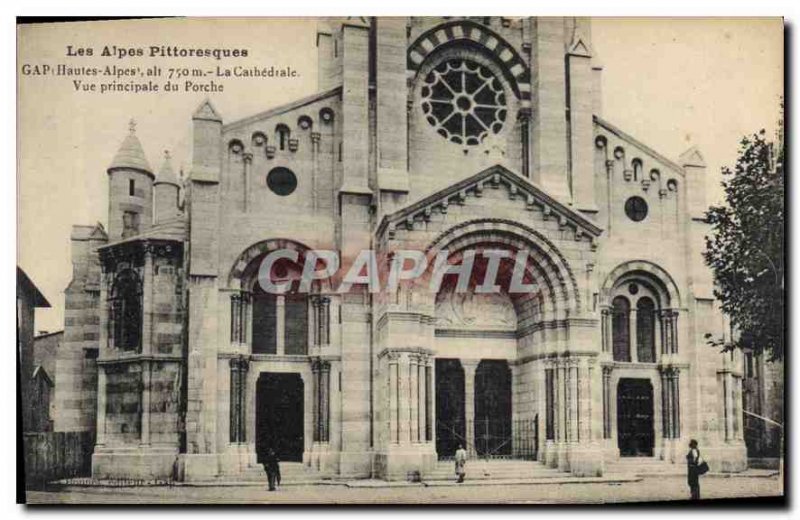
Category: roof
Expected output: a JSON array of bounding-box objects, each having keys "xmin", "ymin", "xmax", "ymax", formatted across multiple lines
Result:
[
  {"xmin": 31, "ymin": 365, "xmax": 54, "ymax": 387},
  {"xmin": 108, "ymin": 121, "xmax": 153, "ymax": 177},
  {"xmin": 155, "ymin": 151, "xmax": 179, "ymax": 186},
  {"xmin": 17, "ymin": 267, "xmax": 50, "ymax": 308},
  {"xmin": 71, "ymin": 223, "xmax": 107, "ymax": 241},
  {"xmin": 223, "ymin": 86, "xmax": 342, "ymax": 132},
  {"xmin": 98, "ymin": 217, "xmax": 187, "ymax": 250},
  {"xmin": 34, "ymin": 330, "xmax": 63, "ymax": 340}
]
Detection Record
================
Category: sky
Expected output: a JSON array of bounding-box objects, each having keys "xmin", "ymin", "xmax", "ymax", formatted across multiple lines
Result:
[{"xmin": 16, "ymin": 17, "xmax": 783, "ymax": 333}]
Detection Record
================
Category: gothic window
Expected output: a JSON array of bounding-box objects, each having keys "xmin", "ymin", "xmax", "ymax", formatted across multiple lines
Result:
[
  {"xmin": 276, "ymin": 124, "xmax": 290, "ymax": 151},
  {"xmin": 612, "ymin": 296, "xmax": 631, "ymax": 362},
  {"xmin": 636, "ymin": 297, "xmax": 656, "ymax": 363},
  {"xmin": 420, "ymin": 58, "xmax": 507, "ymax": 146},
  {"xmin": 109, "ymin": 269, "xmax": 142, "ymax": 352}
]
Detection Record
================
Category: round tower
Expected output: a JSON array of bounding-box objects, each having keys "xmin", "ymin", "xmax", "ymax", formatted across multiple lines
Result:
[
  {"xmin": 154, "ymin": 150, "xmax": 181, "ymax": 223},
  {"xmin": 107, "ymin": 120, "xmax": 154, "ymax": 241}
]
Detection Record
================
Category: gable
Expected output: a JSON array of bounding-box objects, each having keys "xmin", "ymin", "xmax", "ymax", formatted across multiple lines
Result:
[{"xmin": 377, "ymin": 164, "xmax": 603, "ymax": 245}]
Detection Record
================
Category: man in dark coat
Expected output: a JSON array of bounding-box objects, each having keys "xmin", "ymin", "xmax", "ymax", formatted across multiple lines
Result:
[
  {"xmin": 257, "ymin": 431, "xmax": 281, "ymax": 491},
  {"xmin": 263, "ymin": 448, "xmax": 281, "ymax": 491},
  {"xmin": 686, "ymin": 439, "xmax": 701, "ymax": 500}
]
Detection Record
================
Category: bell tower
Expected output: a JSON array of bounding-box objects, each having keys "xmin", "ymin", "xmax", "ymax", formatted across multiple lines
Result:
[{"xmin": 107, "ymin": 120, "xmax": 154, "ymax": 241}]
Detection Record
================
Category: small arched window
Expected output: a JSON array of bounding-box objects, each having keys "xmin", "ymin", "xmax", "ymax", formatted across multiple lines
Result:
[
  {"xmin": 109, "ymin": 269, "xmax": 142, "ymax": 352},
  {"xmin": 276, "ymin": 124, "xmax": 290, "ymax": 151},
  {"xmin": 632, "ymin": 159, "xmax": 643, "ymax": 181},
  {"xmin": 612, "ymin": 296, "xmax": 631, "ymax": 362},
  {"xmin": 636, "ymin": 297, "xmax": 656, "ymax": 362}
]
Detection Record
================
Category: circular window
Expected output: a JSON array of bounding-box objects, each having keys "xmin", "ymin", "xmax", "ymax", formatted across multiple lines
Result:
[
  {"xmin": 628, "ymin": 283, "xmax": 639, "ymax": 295},
  {"xmin": 625, "ymin": 196, "xmax": 648, "ymax": 222},
  {"xmin": 266, "ymin": 167, "xmax": 297, "ymax": 196},
  {"xmin": 420, "ymin": 59, "xmax": 507, "ymax": 146}
]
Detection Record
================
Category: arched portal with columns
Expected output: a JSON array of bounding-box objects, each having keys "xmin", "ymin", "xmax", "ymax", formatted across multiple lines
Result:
[
  {"xmin": 222, "ymin": 238, "xmax": 340, "ymax": 475},
  {"xmin": 598, "ymin": 260, "xmax": 686, "ymax": 463},
  {"xmin": 374, "ymin": 215, "xmax": 603, "ymax": 478}
]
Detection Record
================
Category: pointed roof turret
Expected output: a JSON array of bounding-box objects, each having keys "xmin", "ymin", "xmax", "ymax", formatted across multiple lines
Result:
[
  {"xmin": 155, "ymin": 150, "xmax": 179, "ymax": 186},
  {"xmin": 108, "ymin": 119, "xmax": 153, "ymax": 177}
]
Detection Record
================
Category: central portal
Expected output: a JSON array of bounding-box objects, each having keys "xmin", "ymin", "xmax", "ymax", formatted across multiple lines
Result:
[
  {"xmin": 434, "ymin": 359, "xmax": 513, "ymax": 459},
  {"xmin": 256, "ymin": 372, "xmax": 304, "ymax": 462}
]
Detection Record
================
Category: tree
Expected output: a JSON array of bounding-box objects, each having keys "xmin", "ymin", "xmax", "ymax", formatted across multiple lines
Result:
[{"xmin": 703, "ymin": 109, "xmax": 784, "ymax": 361}]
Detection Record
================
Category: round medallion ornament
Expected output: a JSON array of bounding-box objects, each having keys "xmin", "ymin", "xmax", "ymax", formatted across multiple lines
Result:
[{"xmin": 420, "ymin": 59, "xmax": 507, "ymax": 146}]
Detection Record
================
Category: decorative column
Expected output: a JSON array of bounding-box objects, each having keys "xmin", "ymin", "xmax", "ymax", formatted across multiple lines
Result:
[
  {"xmin": 568, "ymin": 358, "xmax": 580, "ymax": 443},
  {"xmin": 519, "ymin": 108, "xmax": 531, "ymax": 178},
  {"xmin": 584, "ymin": 358, "xmax": 594, "ymax": 442},
  {"xmin": 417, "ymin": 353, "xmax": 427, "ymax": 443},
  {"xmin": 142, "ymin": 246, "xmax": 154, "ymax": 355},
  {"xmin": 319, "ymin": 360, "xmax": 331, "ymax": 443},
  {"xmin": 229, "ymin": 355, "xmax": 248, "ymax": 443},
  {"xmin": 601, "ymin": 308, "xmax": 610, "ymax": 353},
  {"xmin": 140, "ymin": 360, "xmax": 151, "ymax": 446},
  {"xmin": 602, "ymin": 366, "xmax": 612, "ymax": 439},
  {"xmin": 311, "ymin": 132, "xmax": 321, "ymax": 212},
  {"xmin": 242, "ymin": 152, "xmax": 252, "ymax": 212},
  {"xmin": 388, "ymin": 352, "xmax": 400, "ymax": 444},
  {"xmin": 96, "ymin": 271, "xmax": 109, "ymax": 447},
  {"xmin": 671, "ymin": 368, "xmax": 680, "ymax": 439},
  {"xmin": 660, "ymin": 310, "xmax": 679, "ymax": 355},
  {"xmin": 276, "ymin": 295, "xmax": 286, "ymax": 355},
  {"xmin": 96, "ymin": 367, "xmax": 107, "ymax": 446},
  {"xmin": 230, "ymin": 292, "xmax": 250, "ymax": 345},
  {"xmin": 311, "ymin": 360, "xmax": 319, "ymax": 442},
  {"xmin": 555, "ymin": 359, "xmax": 566, "ymax": 445},
  {"xmin": 320, "ymin": 297, "xmax": 330, "ymax": 346},
  {"xmin": 425, "ymin": 360, "xmax": 433, "ymax": 442},
  {"xmin": 462, "ymin": 360, "xmax": 479, "ymax": 456},
  {"xmin": 545, "ymin": 361, "xmax": 555, "ymax": 441},
  {"xmin": 409, "ymin": 355, "xmax": 419, "ymax": 442}
]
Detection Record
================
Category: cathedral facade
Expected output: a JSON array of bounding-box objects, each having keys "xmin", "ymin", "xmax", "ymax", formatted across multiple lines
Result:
[{"xmin": 55, "ymin": 17, "xmax": 748, "ymax": 481}]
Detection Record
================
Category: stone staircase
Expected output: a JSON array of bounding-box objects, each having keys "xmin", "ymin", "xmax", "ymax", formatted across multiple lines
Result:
[
  {"xmin": 425, "ymin": 459, "xmax": 567, "ymax": 481},
  {"xmin": 604, "ymin": 457, "xmax": 682, "ymax": 476}
]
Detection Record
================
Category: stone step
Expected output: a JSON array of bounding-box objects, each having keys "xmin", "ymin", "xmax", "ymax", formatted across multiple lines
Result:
[{"xmin": 426, "ymin": 461, "xmax": 566, "ymax": 481}]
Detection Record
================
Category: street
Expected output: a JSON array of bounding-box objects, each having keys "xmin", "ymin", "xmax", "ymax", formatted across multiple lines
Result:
[{"xmin": 25, "ymin": 474, "xmax": 782, "ymax": 505}]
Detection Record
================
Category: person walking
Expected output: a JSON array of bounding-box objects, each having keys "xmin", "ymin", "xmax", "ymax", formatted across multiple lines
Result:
[
  {"xmin": 454, "ymin": 444, "xmax": 467, "ymax": 483},
  {"xmin": 686, "ymin": 439, "xmax": 706, "ymax": 500},
  {"xmin": 264, "ymin": 448, "xmax": 281, "ymax": 491}
]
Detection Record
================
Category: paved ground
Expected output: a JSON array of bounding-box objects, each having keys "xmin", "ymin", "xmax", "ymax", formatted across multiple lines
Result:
[{"xmin": 25, "ymin": 474, "xmax": 783, "ymax": 505}]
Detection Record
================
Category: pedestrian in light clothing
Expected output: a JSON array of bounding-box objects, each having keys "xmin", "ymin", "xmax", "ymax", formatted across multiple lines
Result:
[
  {"xmin": 686, "ymin": 439, "xmax": 705, "ymax": 500},
  {"xmin": 454, "ymin": 444, "xmax": 467, "ymax": 483}
]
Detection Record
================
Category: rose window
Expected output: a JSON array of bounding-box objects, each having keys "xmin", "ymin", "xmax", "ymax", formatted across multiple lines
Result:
[{"xmin": 420, "ymin": 59, "xmax": 507, "ymax": 146}]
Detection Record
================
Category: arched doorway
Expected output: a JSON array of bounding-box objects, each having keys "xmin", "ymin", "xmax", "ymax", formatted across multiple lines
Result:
[
  {"xmin": 256, "ymin": 372, "xmax": 304, "ymax": 462},
  {"xmin": 617, "ymin": 378, "xmax": 654, "ymax": 457}
]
